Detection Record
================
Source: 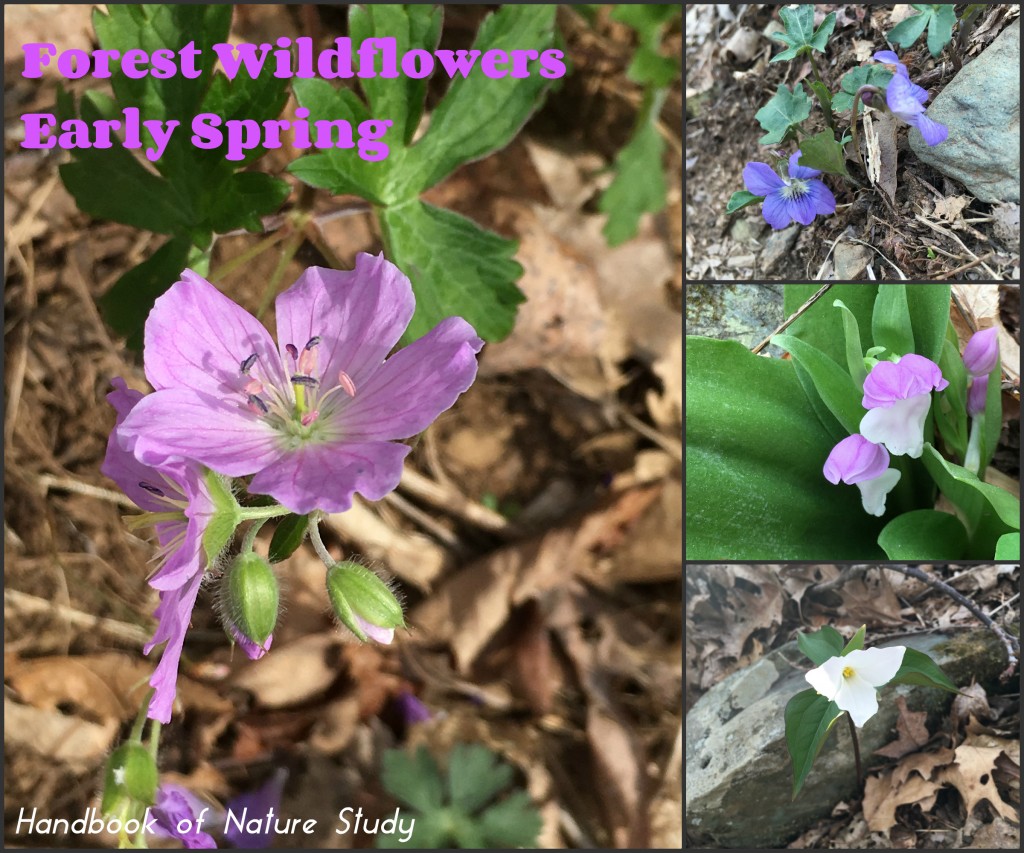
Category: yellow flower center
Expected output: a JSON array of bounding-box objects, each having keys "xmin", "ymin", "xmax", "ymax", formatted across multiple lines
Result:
[{"xmin": 842, "ymin": 666, "xmax": 854, "ymax": 679}]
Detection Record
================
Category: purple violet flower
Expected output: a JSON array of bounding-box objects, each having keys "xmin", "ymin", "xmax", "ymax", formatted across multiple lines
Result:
[
  {"xmin": 742, "ymin": 151, "xmax": 836, "ymax": 230},
  {"xmin": 823, "ymin": 434, "xmax": 901, "ymax": 517},
  {"xmin": 150, "ymin": 784, "xmax": 217, "ymax": 849},
  {"xmin": 117, "ymin": 254, "xmax": 483, "ymax": 515},
  {"xmin": 102, "ymin": 378, "xmax": 214, "ymax": 724},
  {"xmin": 962, "ymin": 327, "xmax": 999, "ymax": 378},
  {"xmin": 859, "ymin": 354, "xmax": 949, "ymax": 458},
  {"xmin": 872, "ymin": 51, "xmax": 948, "ymax": 146},
  {"xmin": 395, "ymin": 690, "xmax": 432, "ymax": 725}
]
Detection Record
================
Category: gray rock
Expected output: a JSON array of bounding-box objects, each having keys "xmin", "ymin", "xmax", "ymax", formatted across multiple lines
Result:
[
  {"xmin": 833, "ymin": 242, "xmax": 873, "ymax": 280},
  {"xmin": 685, "ymin": 630, "xmax": 1008, "ymax": 848},
  {"xmin": 684, "ymin": 284, "xmax": 783, "ymax": 352},
  {"xmin": 760, "ymin": 224, "xmax": 801, "ymax": 274},
  {"xmin": 909, "ymin": 20, "xmax": 1020, "ymax": 203}
]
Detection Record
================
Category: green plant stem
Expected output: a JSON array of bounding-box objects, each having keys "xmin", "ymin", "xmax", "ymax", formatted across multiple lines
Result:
[
  {"xmin": 255, "ymin": 227, "xmax": 305, "ymax": 320},
  {"xmin": 241, "ymin": 517, "xmax": 271, "ymax": 554},
  {"xmin": 847, "ymin": 712, "xmax": 863, "ymax": 789},
  {"xmin": 238, "ymin": 505, "xmax": 292, "ymax": 522},
  {"xmin": 307, "ymin": 513, "xmax": 335, "ymax": 566},
  {"xmin": 807, "ymin": 53, "xmax": 836, "ymax": 133},
  {"xmin": 128, "ymin": 688, "xmax": 155, "ymax": 743},
  {"xmin": 208, "ymin": 228, "xmax": 291, "ymax": 284},
  {"xmin": 850, "ymin": 91, "xmax": 865, "ymax": 176}
]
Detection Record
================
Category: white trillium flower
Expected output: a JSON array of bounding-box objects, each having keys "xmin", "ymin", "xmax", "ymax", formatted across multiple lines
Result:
[{"xmin": 804, "ymin": 646, "xmax": 907, "ymax": 727}]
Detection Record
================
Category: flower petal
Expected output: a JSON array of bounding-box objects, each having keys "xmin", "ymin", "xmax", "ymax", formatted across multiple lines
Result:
[
  {"xmin": 885, "ymin": 73, "xmax": 925, "ymax": 122},
  {"xmin": 118, "ymin": 388, "xmax": 283, "ymax": 476},
  {"xmin": 835, "ymin": 671, "xmax": 879, "ymax": 727},
  {"xmin": 247, "ymin": 440, "xmax": 412, "ymax": 514},
  {"xmin": 144, "ymin": 270, "xmax": 285, "ymax": 397},
  {"xmin": 761, "ymin": 191, "xmax": 793, "ymax": 230},
  {"xmin": 274, "ymin": 254, "xmax": 415, "ymax": 390},
  {"xmin": 337, "ymin": 316, "xmax": 483, "ymax": 441},
  {"xmin": 145, "ymin": 569, "xmax": 204, "ymax": 724},
  {"xmin": 860, "ymin": 394, "xmax": 932, "ymax": 458},
  {"xmin": 787, "ymin": 188, "xmax": 821, "ymax": 226},
  {"xmin": 355, "ymin": 614, "xmax": 395, "ymax": 645},
  {"xmin": 742, "ymin": 162, "xmax": 784, "ymax": 196},
  {"xmin": 962, "ymin": 328, "xmax": 999, "ymax": 377},
  {"xmin": 788, "ymin": 150, "xmax": 821, "ymax": 181},
  {"xmin": 855, "ymin": 468, "xmax": 901, "ymax": 516},
  {"xmin": 805, "ymin": 655, "xmax": 846, "ymax": 700},
  {"xmin": 872, "ymin": 50, "xmax": 907, "ymax": 76},
  {"xmin": 823, "ymin": 434, "xmax": 891, "ymax": 485},
  {"xmin": 914, "ymin": 112, "xmax": 948, "ymax": 146},
  {"xmin": 805, "ymin": 180, "xmax": 837, "ymax": 217},
  {"xmin": 844, "ymin": 646, "xmax": 906, "ymax": 687}
]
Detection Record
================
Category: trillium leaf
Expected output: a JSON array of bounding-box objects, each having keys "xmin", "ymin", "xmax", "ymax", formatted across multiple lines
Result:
[
  {"xmin": 685, "ymin": 337, "xmax": 886, "ymax": 559},
  {"xmin": 831, "ymin": 65, "xmax": 894, "ymax": 113},
  {"xmin": 798, "ymin": 626, "xmax": 845, "ymax": 665},
  {"xmin": 755, "ymin": 84, "xmax": 812, "ymax": 145},
  {"xmin": 995, "ymin": 532, "xmax": 1020, "ymax": 560},
  {"xmin": 771, "ymin": 334, "xmax": 864, "ymax": 434},
  {"xmin": 888, "ymin": 647, "xmax": 959, "ymax": 693},
  {"xmin": 797, "ymin": 129, "xmax": 850, "ymax": 178},
  {"xmin": 878, "ymin": 509, "xmax": 969, "ymax": 559},
  {"xmin": 785, "ymin": 688, "xmax": 843, "ymax": 798},
  {"xmin": 726, "ymin": 190, "xmax": 766, "ymax": 214},
  {"xmin": 841, "ymin": 625, "xmax": 866, "ymax": 656},
  {"xmin": 770, "ymin": 6, "xmax": 836, "ymax": 63}
]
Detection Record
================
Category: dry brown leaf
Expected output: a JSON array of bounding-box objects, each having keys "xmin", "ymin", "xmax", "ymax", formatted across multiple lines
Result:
[
  {"xmin": 933, "ymin": 195, "xmax": 971, "ymax": 224},
  {"xmin": 937, "ymin": 743, "xmax": 1019, "ymax": 822},
  {"xmin": 874, "ymin": 696, "xmax": 930, "ymax": 759},
  {"xmin": 863, "ymin": 766, "xmax": 943, "ymax": 833},
  {"xmin": 231, "ymin": 633, "xmax": 344, "ymax": 708},
  {"xmin": 952, "ymin": 681, "xmax": 992, "ymax": 730},
  {"xmin": 4, "ymin": 697, "xmax": 118, "ymax": 771},
  {"xmin": 841, "ymin": 570, "xmax": 903, "ymax": 625}
]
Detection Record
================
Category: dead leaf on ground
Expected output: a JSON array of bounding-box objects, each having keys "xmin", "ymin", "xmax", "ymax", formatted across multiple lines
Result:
[
  {"xmin": 874, "ymin": 696, "xmax": 930, "ymax": 759},
  {"xmin": 840, "ymin": 570, "xmax": 903, "ymax": 626},
  {"xmin": 863, "ymin": 766, "xmax": 943, "ymax": 833},
  {"xmin": 933, "ymin": 195, "xmax": 971, "ymax": 225},
  {"xmin": 938, "ymin": 742, "xmax": 1020, "ymax": 823},
  {"xmin": 952, "ymin": 681, "xmax": 992, "ymax": 730},
  {"xmin": 864, "ymin": 110, "xmax": 898, "ymax": 205},
  {"xmin": 231, "ymin": 633, "xmax": 344, "ymax": 709},
  {"xmin": 4, "ymin": 697, "xmax": 118, "ymax": 771}
]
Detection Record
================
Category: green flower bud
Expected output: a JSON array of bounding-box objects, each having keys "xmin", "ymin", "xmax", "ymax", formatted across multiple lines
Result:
[
  {"xmin": 326, "ymin": 561, "xmax": 404, "ymax": 644},
  {"xmin": 221, "ymin": 552, "xmax": 279, "ymax": 654},
  {"xmin": 101, "ymin": 742, "xmax": 158, "ymax": 817}
]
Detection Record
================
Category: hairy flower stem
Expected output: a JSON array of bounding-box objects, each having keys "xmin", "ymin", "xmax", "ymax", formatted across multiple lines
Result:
[
  {"xmin": 307, "ymin": 513, "xmax": 336, "ymax": 567},
  {"xmin": 240, "ymin": 517, "xmax": 270, "ymax": 555},
  {"xmin": 847, "ymin": 712, "xmax": 863, "ymax": 789}
]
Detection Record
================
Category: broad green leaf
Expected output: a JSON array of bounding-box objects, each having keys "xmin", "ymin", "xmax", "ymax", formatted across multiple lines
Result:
[
  {"xmin": 378, "ymin": 199, "xmax": 524, "ymax": 343},
  {"xmin": 980, "ymin": 353, "xmax": 1003, "ymax": 474},
  {"xmin": 726, "ymin": 190, "xmax": 765, "ymax": 214},
  {"xmin": 612, "ymin": 4, "xmax": 681, "ymax": 87},
  {"xmin": 886, "ymin": 8, "xmax": 931, "ymax": 50},
  {"xmin": 831, "ymin": 65, "xmax": 894, "ymax": 112},
  {"xmin": 935, "ymin": 332, "xmax": 969, "ymax": 459},
  {"xmin": 267, "ymin": 513, "xmax": 309, "ymax": 564},
  {"xmin": 402, "ymin": 5, "xmax": 558, "ymax": 195},
  {"xmin": 771, "ymin": 334, "xmax": 864, "ymax": 434},
  {"xmin": 919, "ymin": 443, "xmax": 1020, "ymax": 559},
  {"xmin": 878, "ymin": 509, "xmax": 968, "ymax": 559},
  {"xmin": 349, "ymin": 4, "xmax": 444, "ymax": 144},
  {"xmin": 202, "ymin": 171, "xmax": 290, "ymax": 236},
  {"xmin": 841, "ymin": 625, "xmax": 866, "ymax": 655},
  {"xmin": 686, "ymin": 337, "xmax": 885, "ymax": 559},
  {"xmin": 785, "ymin": 689, "xmax": 843, "ymax": 797},
  {"xmin": 833, "ymin": 299, "xmax": 867, "ymax": 388},
  {"xmin": 904, "ymin": 284, "xmax": 950, "ymax": 364},
  {"xmin": 381, "ymin": 746, "xmax": 445, "ymax": 813},
  {"xmin": 755, "ymin": 84, "xmax": 812, "ymax": 145},
  {"xmin": 600, "ymin": 89, "xmax": 668, "ymax": 245},
  {"xmin": 446, "ymin": 743, "xmax": 514, "ymax": 814},
  {"xmin": 784, "ymin": 285, "xmax": 878, "ymax": 369},
  {"xmin": 99, "ymin": 236, "xmax": 194, "ymax": 350},
  {"xmin": 797, "ymin": 128, "xmax": 850, "ymax": 178},
  {"xmin": 888, "ymin": 5, "xmax": 956, "ymax": 57},
  {"xmin": 770, "ymin": 6, "xmax": 837, "ymax": 63},
  {"xmin": 479, "ymin": 791, "xmax": 543, "ymax": 847},
  {"xmin": 798, "ymin": 626, "xmax": 845, "ymax": 665},
  {"xmin": 927, "ymin": 5, "xmax": 957, "ymax": 57},
  {"xmin": 889, "ymin": 646, "xmax": 959, "ymax": 693},
  {"xmin": 994, "ymin": 532, "xmax": 1020, "ymax": 560},
  {"xmin": 872, "ymin": 285, "xmax": 915, "ymax": 357}
]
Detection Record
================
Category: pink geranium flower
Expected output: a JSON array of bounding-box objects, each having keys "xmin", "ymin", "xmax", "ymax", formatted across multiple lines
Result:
[{"xmin": 117, "ymin": 253, "xmax": 483, "ymax": 515}]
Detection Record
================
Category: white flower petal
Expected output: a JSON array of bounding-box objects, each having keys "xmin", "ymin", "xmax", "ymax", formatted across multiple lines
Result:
[
  {"xmin": 859, "ymin": 394, "xmax": 931, "ymax": 457},
  {"xmin": 835, "ymin": 672, "xmax": 880, "ymax": 727},
  {"xmin": 805, "ymin": 656, "xmax": 845, "ymax": 699},
  {"xmin": 855, "ymin": 468, "xmax": 902, "ymax": 516},
  {"xmin": 843, "ymin": 646, "xmax": 906, "ymax": 687}
]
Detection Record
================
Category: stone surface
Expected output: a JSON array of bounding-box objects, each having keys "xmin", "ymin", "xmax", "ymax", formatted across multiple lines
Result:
[
  {"xmin": 833, "ymin": 242, "xmax": 873, "ymax": 281},
  {"xmin": 684, "ymin": 284, "xmax": 783, "ymax": 352},
  {"xmin": 760, "ymin": 224, "xmax": 801, "ymax": 274},
  {"xmin": 685, "ymin": 630, "xmax": 1008, "ymax": 848},
  {"xmin": 909, "ymin": 20, "xmax": 1020, "ymax": 203}
]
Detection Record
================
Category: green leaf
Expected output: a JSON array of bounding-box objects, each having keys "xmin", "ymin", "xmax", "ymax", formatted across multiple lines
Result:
[
  {"xmin": 202, "ymin": 171, "xmax": 291, "ymax": 236},
  {"xmin": 479, "ymin": 791, "xmax": 543, "ymax": 847},
  {"xmin": 798, "ymin": 626, "xmax": 845, "ymax": 665},
  {"xmin": 919, "ymin": 443, "xmax": 1020, "ymax": 558},
  {"xmin": 403, "ymin": 4, "xmax": 559, "ymax": 195},
  {"xmin": 833, "ymin": 299, "xmax": 868, "ymax": 388},
  {"xmin": 376, "ymin": 810, "xmax": 451, "ymax": 848},
  {"xmin": 726, "ymin": 190, "xmax": 766, "ymax": 214},
  {"xmin": 979, "ymin": 353, "xmax": 1004, "ymax": 474},
  {"xmin": 685, "ymin": 337, "xmax": 886, "ymax": 559},
  {"xmin": 99, "ymin": 236, "xmax": 194, "ymax": 350},
  {"xmin": 446, "ymin": 744, "xmax": 514, "ymax": 814},
  {"xmin": 889, "ymin": 646, "xmax": 959, "ymax": 693},
  {"xmin": 887, "ymin": 8, "xmax": 931, "ymax": 50},
  {"xmin": 599, "ymin": 88, "xmax": 668, "ymax": 245},
  {"xmin": 797, "ymin": 128, "xmax": 850, "ymax": 178},
  {"xmin": 808, "ymin": 80, "xmax": 833, "ymax": 113},
  {"xmin": 878, "ymin": 509, "xmax": 969, "ymax": 559},
  {"xmin": 755, "ymin": 84, "xmax": 812, "ymax": 145},
  {"xmin": 771, "ymin": 334, "xmax": 864, "ymax": 434},
  {"xmin": 612, "ymin": 4, "xmax": 681, "ymax": 87},
  {"xmin": 841, "ymin": 625, "xmax": 866, "ymax": 655},
  {"xmin": 785, "ymin": 689, "xmax": 843, "ymax": 797},
  {"xmin": 887, "ymin": 5, "xmax": 956, "ymax": 57},
  {"xmin": 927, "ymin": 5, "xmax": 957, "ymax": 57},
  {"xmin": 267, "ymin": 514, "xmax": 309, "ymax": 563},
  {"xmin": 784, "ymin": 285, "xmax": 878, "ymax": 368},
  {"xmin": 381, "ymin": 746, "xmax": 445, "ymax": 813},
  {"xmin": 378, "ymin": 199, "xmax": 524, "ymax": 343},
  {"xmin": 995, "ymin": 532, "xmax": 1020, "ymax": 560},
  {"xmin": 935, "ymin": 333, "xmax": 969, "ymax": 459},
  {"xmin": 872, "ymin": 284, "xmax": 915, "ymax": 357},
  {"xmin": 831, "ymin": 65, "xmax": 894, "ymax": 113},
  {"xmin": 770, "ymin": 7, "xmax": 836, "ymax": 63},
  {"xmin": 904, "ymin": 284, "xmax": 950, "ymax": 364}
]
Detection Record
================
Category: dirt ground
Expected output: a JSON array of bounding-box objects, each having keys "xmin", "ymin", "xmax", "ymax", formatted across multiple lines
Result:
[
  {"xmin": 4, "ymin": 5, "xmax": 682, "ymax": 848},
  {"xmin": 685, "ymin": 4, "xmax": 1021, "ymax": 281}
]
